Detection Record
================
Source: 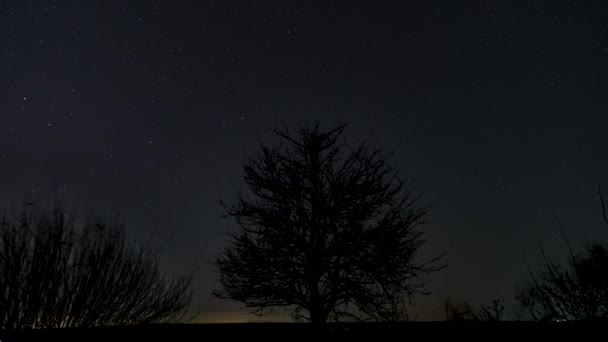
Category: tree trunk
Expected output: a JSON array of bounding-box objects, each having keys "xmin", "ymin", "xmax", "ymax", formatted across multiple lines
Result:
[
  {"xmin": 309, "ymin": 304, "xmax": 328, "ymax": 324},
  {"xmin": 308, "ymin": 278, "xmax": 328, "ymax": 324}
]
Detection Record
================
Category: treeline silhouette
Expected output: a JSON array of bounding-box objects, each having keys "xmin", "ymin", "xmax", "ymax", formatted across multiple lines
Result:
[{"xmin": 1, "ymin": 120, "xmax": 607, "ymax": 336}]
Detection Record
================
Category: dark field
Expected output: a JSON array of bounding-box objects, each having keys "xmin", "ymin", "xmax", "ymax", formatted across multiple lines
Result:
[{"xmin": 2, "ymin": 322, "xmax": 607, "ymax": 341}]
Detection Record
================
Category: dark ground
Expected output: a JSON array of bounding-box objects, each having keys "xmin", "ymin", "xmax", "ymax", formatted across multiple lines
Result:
[{"xmin": 2, "ymin": 322, "xmax": 607, "ymax": 340}]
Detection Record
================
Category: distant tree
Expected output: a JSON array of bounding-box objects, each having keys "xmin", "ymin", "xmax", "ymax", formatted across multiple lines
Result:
[
  {"xmin": 476, "ymin": 299, "xmax": 506, "ymax": 321},
  {"xmin": 443, "ymin": 297, "xmax": 475, "ymax": 321},
  {"xmin": 215, "ymin": 121, "xmax": 443, "ymax": 324},
  {"xmin": 516, "ymin": 186, "xmax": 608, "ymax": 321},
  {"xmin": 442, "ymin": 297, "xmax": 508, "ymax": 321},
  {"xmin": 0, "ymin": 199, "xmax": 193, "ymax": 329}
]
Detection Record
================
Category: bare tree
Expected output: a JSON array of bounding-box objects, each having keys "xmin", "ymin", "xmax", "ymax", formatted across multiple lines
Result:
[
  {"xmin": 441, "ymin": 297, "xmax": 508, "ymax": 321},
  {"xmin": 516, "ymin": 186, "xmax": 608, "ymax": 321},
  {"xmin": 0, "ymin": 199, "xmax": 194, "ymax": 329},
  {"xmin": 215, "ymin": 121, "xmax": 443, "ymax": 324},
  {"xmin": 443, "ymin": 297, "xmax": 475, "ymax": 321},
  {"xmin": 476, "ymin": 299, "xmax": 506, "ymax": 321}
]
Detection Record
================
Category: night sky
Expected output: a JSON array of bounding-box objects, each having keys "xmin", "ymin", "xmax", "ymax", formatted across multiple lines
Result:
[{"xmin": 1, "ymin": 1, "xmax": 608, "ymax": 322}]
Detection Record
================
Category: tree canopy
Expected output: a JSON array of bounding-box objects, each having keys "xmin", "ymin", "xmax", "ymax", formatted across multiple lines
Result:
[{"xmin": 216, "ymin": 121, "xmax": 442, "ymax": 323}]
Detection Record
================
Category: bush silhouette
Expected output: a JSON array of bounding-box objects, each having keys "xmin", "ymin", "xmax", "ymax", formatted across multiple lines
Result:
[
  {"xmin": 0, "ymin": 199, "xmax": 193, "ymax": 329},
  {"xmin": 516, "ymin": 186, "xmax": 608, "ymax": 321}
]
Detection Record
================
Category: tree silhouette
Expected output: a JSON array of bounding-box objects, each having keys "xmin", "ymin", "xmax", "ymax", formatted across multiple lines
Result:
[
  {"xmin": 476, "ymin": 299, "xmax": 506, "ymax": 321},
  {"xmin": 442, "ymin": 297, "xmax": 508, "ymax": 321},
  {"xmin": 0, "ymin": 199, "xmax": 193, "ymax": 329},
  {"xmin": 443, "ymin": 297, "xmax": 475, "ymax": 321},
  {"xmin": 215, "ymin": 121, "xmax": 442, "ymax": 324},
  {"xmin": 516, "ymin": 186, "xmax": 608, "ymax": 321}
]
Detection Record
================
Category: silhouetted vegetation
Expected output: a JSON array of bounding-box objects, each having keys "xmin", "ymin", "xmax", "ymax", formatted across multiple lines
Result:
[
  {"xmin": 4, "ymin": 321, "xmax": 608, "ymax": 341},
  {"xmin": 443, "ymin": 298, "xmax": 474, "ymax": 321},
  {"xmin": 477, "ymin": 299, "xmax": 506, "ymax": 321},
  {"xmin": 443, "ymin": 297, "xmax": 508, "ymax": 321},
  {"xmin": 517, "ymin": 243, "xmax": 608, "ymax": 321},
  {"xmin": 215, "ymin": 121, "xmax": 443, "ymax": 324},
  {"xmin": 516, "ymin": 186, "xmax": 608, "ymax": 321},
  {"xmin": 0, "ymin": 199, "xmax": 193, "ymax": 329}
]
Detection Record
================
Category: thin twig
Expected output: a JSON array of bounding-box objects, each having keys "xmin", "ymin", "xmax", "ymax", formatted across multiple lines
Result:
[{"xmin": 599, "ymin": 185, "xmax": 608, "ymax": 226}]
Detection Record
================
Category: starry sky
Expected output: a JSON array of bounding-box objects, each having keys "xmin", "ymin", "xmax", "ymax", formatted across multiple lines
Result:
[{"xmin": 1, "ymin": 1, "xmax": 608, "ymax": 321}]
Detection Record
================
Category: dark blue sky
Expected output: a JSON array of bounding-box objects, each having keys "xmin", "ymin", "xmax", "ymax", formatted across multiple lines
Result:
[{"xmin": 1, "ymin": 1, "xmax": 607, "ymax": 321}]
